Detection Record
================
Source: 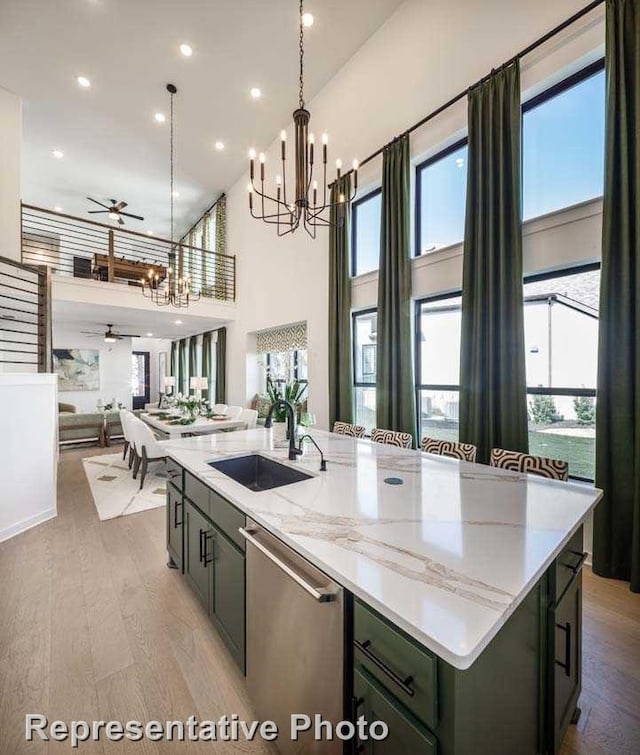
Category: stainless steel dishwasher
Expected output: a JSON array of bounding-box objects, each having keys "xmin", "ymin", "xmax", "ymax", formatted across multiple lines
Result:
[{"xmin": 240, "ymin": 519, "xmax": 344, "ymax": 755}]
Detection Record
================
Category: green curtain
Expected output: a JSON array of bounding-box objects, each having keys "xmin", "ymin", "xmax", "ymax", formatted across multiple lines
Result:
[
  {"xmin": 178, "ymin": 338, "xmax": 187, "ymax": 395},
  {"xmin": 458, "ymin": 63, "xmax": 528, "ymax": 464},
  {"xmin": 215, "ymin": 327, "xmax": 227, "ymax": 404},
  {"xmin": 188, "ymin": 337, "xmax": 198, "ymax": 394},
  {"xmin": 593, "ymin": 0, "xmax": 640, "ymax": 593},
  {"xmin": 170, "ymin": 341, "xmax": 177, "ymax": 381},
  {"xmin": 202, "ymin": 330, "xmax": 212, "ymax": 400},
  {"xmin": 328, "ymin": 175, "xmax": 353, "ymax": 428},
  {"xmin": 375, "ymin": 135, "xmax": 416, "ymax": 443}
]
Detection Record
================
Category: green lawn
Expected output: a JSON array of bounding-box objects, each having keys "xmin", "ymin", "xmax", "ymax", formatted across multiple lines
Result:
[{"xmin": 420, "ymin": 421, "xmax": 595, "ymax": 480}]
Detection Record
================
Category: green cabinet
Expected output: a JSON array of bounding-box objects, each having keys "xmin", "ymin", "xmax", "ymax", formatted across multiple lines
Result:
[
  {"xmin": 210, "ymin": 529, "xmax": 246, "ymax": 669},
  {"xmin": 184, "ymin": 500, "xmax": 211, "ymax": 608},
  {"xmin": 166, "ymin": 482, "xmax": 184, "ymax": 570},
  {"xmin": 354, "ymin": 666, "xmax": 437, "ymax": 755}
]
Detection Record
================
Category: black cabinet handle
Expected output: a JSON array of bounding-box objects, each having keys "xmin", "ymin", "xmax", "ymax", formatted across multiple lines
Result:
[
  {"xmin": 561, "ymin": 550, "xmax": 588, "ymax": 575},
  {"xmin": 173, "ymin": 500, "xmax": 183, "ymax": 528},
  {"xmin": 555, "ymin": 621, "xmax": 572, "ymax": 677},
  {"xmin": 354, "ymin": 639, "xmax": 415, "ymax": 697},
  {"xmin": 203, "ymin": 531, "xmax": 215, "ymax": 566},
  {"xmin": 199, "ymin": 528, "xmax": 205, "ymax": 563}
]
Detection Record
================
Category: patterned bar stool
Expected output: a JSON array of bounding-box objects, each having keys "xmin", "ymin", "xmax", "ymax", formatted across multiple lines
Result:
[
  {"xmin": 371, "ymin": 428, "xmax": 413, "ymax": 449},
  {"xmin": 490, "ymin": 448, "xmax": 569, "ymax": 481},
  {"xmin": 421, "ymin": 436, "xmax": 477, "ymax": 463},
  {"xmin": 332, "ymin": 421, "xmax": 366, "ymax": 438}
]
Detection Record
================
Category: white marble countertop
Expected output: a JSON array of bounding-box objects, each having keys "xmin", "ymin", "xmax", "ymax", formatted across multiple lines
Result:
[{"xmin": 162, "ymin": 428, "xmax": 602, "ymax": 670}]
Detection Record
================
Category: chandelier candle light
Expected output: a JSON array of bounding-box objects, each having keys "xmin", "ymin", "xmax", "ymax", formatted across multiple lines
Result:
[
  {"xmin": 142, "ymin": 83, "xmax": 200, "ymax": 307},
  {"xmin": 247, "ymin": 0, "xmax": 358, "ymax": 237}
]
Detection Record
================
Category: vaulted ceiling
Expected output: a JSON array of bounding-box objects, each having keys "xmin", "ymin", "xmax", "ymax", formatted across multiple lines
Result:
[{"xmin": 0, "ymin": 0, "xmax": 404, "ymax": 240}]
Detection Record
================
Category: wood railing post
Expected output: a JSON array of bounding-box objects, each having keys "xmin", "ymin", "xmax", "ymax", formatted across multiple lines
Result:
[{"xmin": 108, "ymin": 229, "xmax": 115, "ymax": 283}]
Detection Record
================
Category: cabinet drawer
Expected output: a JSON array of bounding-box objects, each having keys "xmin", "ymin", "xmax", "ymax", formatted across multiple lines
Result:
[
  {"xmin": 354, "ymin": 666, "xmax": 437, "ymax": 755},
  {"xmin": 210, "ymin": 488, "xmax": 246, "ymax": 551},
  {"xmin": 166, "ymin": 458, "xmax": 184, "ymax": 490},
  {"xmin": 552, "ymin": 526, "xmax": 585, "ymax": 602},
  {"xmin": 354, "ymin": 600, "xmax": 438, "ymax": 731},
  {"xmin": 185, "ymin": 471, "xmax": 211, "ymax": 517}
]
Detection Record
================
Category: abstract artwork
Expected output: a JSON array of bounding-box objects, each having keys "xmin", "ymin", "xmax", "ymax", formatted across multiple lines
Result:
[{"xmin": 53, "ymin": 348, "xmax": 100, "ymax": 392}]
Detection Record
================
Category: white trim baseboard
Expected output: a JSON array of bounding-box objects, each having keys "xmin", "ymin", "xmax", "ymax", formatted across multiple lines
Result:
[{"xmin": 0, "ymin": 508, "xmax": 57, "ymax": 544}]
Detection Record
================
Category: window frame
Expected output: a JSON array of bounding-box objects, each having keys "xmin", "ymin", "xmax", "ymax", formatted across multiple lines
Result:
[
  {"xmin": 351, "ymin": 188, "xmax": 382, "ymax": 277},
  {"xmin": 414, "ymin": 137, "xmax": 468, "ymax": 258},
  {"xmin": 265, "ymin": 349, "xmax": 307, "ymax": 383},
  {"xmin": 352, "ymin": 307, "xmax": 378, "ymax": 388}
]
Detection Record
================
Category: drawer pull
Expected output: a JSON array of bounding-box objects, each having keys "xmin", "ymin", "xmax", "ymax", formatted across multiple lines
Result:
[
  {"xmin": 173, "ymin": 500, "xmax": 183, "ymax": 528},
  {"xmin": 203, "ymin": 531, "xmax": 215, "ymax": 566},
  {"xmin": 555, "ymin": 621, "xmax": 572, "ymax": 678},
  {"xmin": 561, "ymin": 550, "xmax": 588, "ymax": 575},
  {"xmin": 355, "ymin": 639, "xmax": 415, "ymax": 697}
]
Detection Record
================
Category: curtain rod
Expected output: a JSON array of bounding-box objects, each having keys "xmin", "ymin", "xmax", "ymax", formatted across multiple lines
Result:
[
  {"xmin": 342, "ymin": 0, "xmax": 605, "ymax": 178},
  {"xmin": 180, "ymin": 192, "xmax": 225, "ymax": 241}
]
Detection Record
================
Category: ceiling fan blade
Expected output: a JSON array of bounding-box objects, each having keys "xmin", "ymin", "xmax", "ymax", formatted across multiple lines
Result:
[
  {"xmin": 88, "ymin": 210, "xmax": 108, "ymax": 214},
  {"xmin": 119, "ymin": 211, "xmax": 145, "ymax": 221},
  {"xmin": 118, "ymin": 333, "xmax": 142, "ymax": 338},
  {"xmin": 113, "ymin": 201, "xmax": 128, "ymax": 211},
  {"xmin": 118, "ymin": 216, "xmax": 125, "ymax": 225},
  {"xmin": 87, "ymin": 197, "xmax": 111, "ymax": 209}
]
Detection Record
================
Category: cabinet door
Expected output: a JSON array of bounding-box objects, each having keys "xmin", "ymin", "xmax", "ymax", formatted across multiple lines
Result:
[
  {"xmin": 354, "ymin": 667, "xmax": 437, "ymax": 755},
  {"xmin": 551, "ymin": 572, "xmax": 582, "ymax": 753},
  {"xmin": 184, "ymin": 500, "xmax": 211, "ymax": 608},
  {"xmin": 210, "ymin": 531, "xmax": 246, "ymax": 670},
  {"xmin": 166, "ymin": 483, "xmax": 183, "ymax": 570}
]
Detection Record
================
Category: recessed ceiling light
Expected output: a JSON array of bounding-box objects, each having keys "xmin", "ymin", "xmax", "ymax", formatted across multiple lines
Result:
[
  {"xmin": 302, "ymin": 12, "xmax": 314, "ymax": 27},
  {"xmin": 52, "ymin": 149, "xmax": 64, "ymax": 159},
  {"xmin": 76, "ymin": 75, "xmax": 91, "ymax": 88},
  {"xmin": 154, "ymin": 112, "xmax": 166, "ymax": 123},
  {"xmin": 250, "ymin": 87, "xmax": 262, "ymax": 99},
  {"xmin": 175, "ymin": 320, "xmax": 182, "ymax": 325},
  {"xmin": 54, "ymin": 206, "xmax": 63, "ymax": 213},
  {"xmin": 146, "ymin": 332, "xmax": 153, "ymax": 337},
  {"xmin": 179, "ymin": 43, "xmax": 193, "ymax": 57},
  {"xmin": 215, "ymin": 141, "xmax": 225, "ymax": 151}
]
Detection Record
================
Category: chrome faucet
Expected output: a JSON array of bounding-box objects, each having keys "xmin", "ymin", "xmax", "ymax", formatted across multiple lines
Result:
[{"xmin": 264, "ymin": 399, "xmax": 302, "ymax": 461}]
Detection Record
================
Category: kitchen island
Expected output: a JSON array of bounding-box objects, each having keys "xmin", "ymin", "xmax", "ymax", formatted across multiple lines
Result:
[{"xmin": 163, "ymin": 428, "xmax": 601, "ymax": 754}]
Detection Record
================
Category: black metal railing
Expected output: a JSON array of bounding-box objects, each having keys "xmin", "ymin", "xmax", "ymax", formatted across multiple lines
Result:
[
  {"xmin": 21, "ymin": 204, "xmax": 236, "ymax": 302},
  {"xmin": 0, "ymin": 255, "xmax": 51, "ymax": 372}
]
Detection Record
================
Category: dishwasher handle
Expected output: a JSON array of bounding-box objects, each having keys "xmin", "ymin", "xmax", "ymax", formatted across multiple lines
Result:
[{"xmin": 239, "ymin": 526, "xmax": 338, "ymax": 603}]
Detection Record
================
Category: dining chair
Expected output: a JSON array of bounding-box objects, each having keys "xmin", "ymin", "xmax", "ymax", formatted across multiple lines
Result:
[
  {"xmin": 490, "ymin": 448, "xmax": 569, "ymax": 481},
  {"xmin": 212, "ymin": 403, "xmax": 228, "ymax": 415},
  {"xmin": 225, "ymin": 405, "xmax": 243, "ymax": 420},
  {"xmin": 421, "ymin": 436, "xmax": 477, "ymax": 463},
  {"xmin": 119, "ymin": 409, "xmax": 133, "ymax": 462},
  {"xmin": 332, "ymin": 421, "xmax": 366, "ymax": 438},
  {"xmin": 239, "ymin": 408, "xmax": 258, "ymax": 429},
  {"xmin": 371, "ymin": 428, "xmax": 413, "ymax": 449},
  {"xmin": 129, "ymin": 417, "xmax": 167, "ymax": 489}
]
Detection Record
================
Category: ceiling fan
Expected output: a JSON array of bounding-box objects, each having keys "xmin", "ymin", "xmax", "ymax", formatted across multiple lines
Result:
[
  {"xmin": 86, "ymin": 197, "xmax": 144, "ymax": 225},
  {"xmin": 80, "ymin": 324, "xmax": 141, "ymax": 343}
]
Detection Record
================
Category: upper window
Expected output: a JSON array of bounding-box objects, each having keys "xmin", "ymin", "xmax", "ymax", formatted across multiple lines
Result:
[
  {"xmin": 523, "ymin": 61, "xmax": 605, "ymax": 220},
  {"xmin": 352, "ymin": 189, "xmax": 382, "ymax": 277},
  {"xmin": 352, "ymin": 309, "xmax": 377, "ymax": 430},
  {"xmin": 416, "ymin": 141, "xmax": 468, "ymax": 256}
]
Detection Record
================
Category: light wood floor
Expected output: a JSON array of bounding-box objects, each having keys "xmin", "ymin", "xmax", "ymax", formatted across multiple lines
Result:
[{"xmin": 0, "ymin": 446, "xmax": 638, "ymax": 754}]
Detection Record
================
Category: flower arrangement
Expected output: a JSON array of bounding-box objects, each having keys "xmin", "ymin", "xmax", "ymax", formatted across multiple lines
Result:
[{"xmin": 175, "ymin": 393, "xmax": 208, "ymax": 422}]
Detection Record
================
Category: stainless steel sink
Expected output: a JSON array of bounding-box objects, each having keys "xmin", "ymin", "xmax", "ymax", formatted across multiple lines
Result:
[{"xmin": 208, "ymin": 454, "xmax": 313, "ymax": 491}]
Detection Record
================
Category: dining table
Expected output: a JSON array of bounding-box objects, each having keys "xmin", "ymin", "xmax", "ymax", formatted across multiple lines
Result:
[{"xmin": 140, "ymin": 411, "xmax": 245, "ymax": 438}]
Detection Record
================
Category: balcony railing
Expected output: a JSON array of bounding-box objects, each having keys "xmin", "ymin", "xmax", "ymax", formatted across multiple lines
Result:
[{"xmin": 21, "ymin": 204, "xmax": 236, "ymax": 302}]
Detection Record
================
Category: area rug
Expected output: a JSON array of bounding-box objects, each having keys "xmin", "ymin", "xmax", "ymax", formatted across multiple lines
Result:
[{"xmin": 82, "ymin": 453, "xmax": 167, "ymax": 521}]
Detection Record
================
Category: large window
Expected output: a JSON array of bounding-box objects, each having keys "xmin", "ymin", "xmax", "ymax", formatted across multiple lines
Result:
[
  {"xmin": 265, "ymin": 349, "xmax": 308, "ymax": 386},
  {"xmin": 415, "ymin": 140, "xmax": 468, "ymax": 256},
  {"xmin": 523, "ymin": 60, "xmax": 605, "ymax": 220},
  {"xmin": 415, "ymin": 294, "xmax": 462, "ymax": 442},
  {"xmin": 352, "ymin": 309, "xmax": 377, "ymax": 430},
  {"xmin": 352, "ymin": 189, "xmax": 382, "ymax": 277},
  {"xmin": 524, "ymin": 265, "xmax": 599, "ymax": 480}
]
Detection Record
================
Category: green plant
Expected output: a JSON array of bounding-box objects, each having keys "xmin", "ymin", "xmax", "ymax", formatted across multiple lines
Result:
[
  {"xmin": 573, "ymin": 395, "xmax": 595, "ymax": 425},
  {"xmin": 266, "ymin": 375, "xmax": 307, "ymax": 421},
  {"xmin": 529, "ymin": 394, "xmax": 563, "ymax": 424}
]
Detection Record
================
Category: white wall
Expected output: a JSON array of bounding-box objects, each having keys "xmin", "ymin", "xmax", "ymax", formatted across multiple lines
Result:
[
  {"xmin": 224, "ymin": 0, "xmax": 605, "ymax": 430},
  {"xmin": 53, "ymin": 325, "xmax": 133, "ymax": 411},
  {"xmin": 0, "ymin": 86, "xmax": 21, "ymax": 261},
  {"xmin": 0, "ymin": 373, "xmax": 57, "ymax": 542}
]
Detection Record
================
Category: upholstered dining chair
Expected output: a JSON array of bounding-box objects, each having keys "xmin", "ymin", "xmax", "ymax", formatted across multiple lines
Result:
[
  {"xmin": 212, "ymin": 403, "xmax": 228, "ymax": 415},
  {"xmin": 119, "ymin": 409, "xmax": 134, "ymax": 463},
  {"xmin": 371, "ymin": 428, "xmax": 413, "ymax": 449},
  {"xmin": 239, "ymin": 408, "xmax": 258, "ymax": 429},
  {"xmin": 490, "ymin": 448, "xmax": 569, "ymax": 482},
  {"xmin": 332, "ymin": 421, "xmax": 366, "ymax": 438},
  {"xmin": 128, "ymin": 417, "xmax": 167, "ymax": 489},
  {"xmin": 421, "ymin": 436, "xmax": 477, "ymax": 463},
  {"xmin": 225, "ymin": 405, "xmax": 243, "ymax": 420}
]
